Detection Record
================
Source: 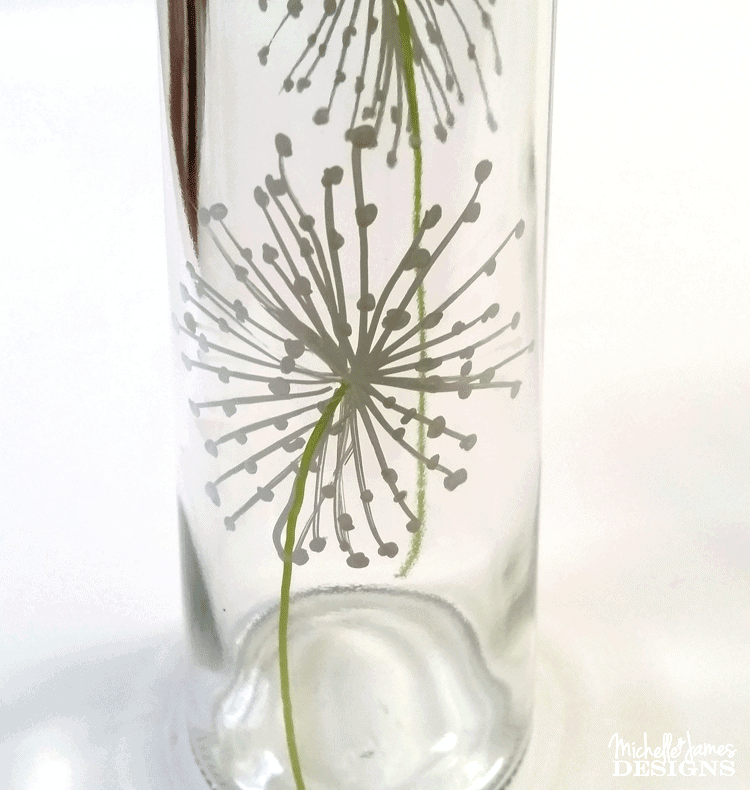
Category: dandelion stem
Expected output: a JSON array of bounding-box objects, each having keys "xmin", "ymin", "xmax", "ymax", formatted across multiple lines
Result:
[
  {"xmin": 395, "ymin": 0, "xmax": 426, "ymax": 578},
  {"xmin": 279, "ymin": 382, "xmax": 349, "ymax": 790}
]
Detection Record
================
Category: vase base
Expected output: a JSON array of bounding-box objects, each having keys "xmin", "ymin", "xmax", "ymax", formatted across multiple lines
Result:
[{"xmin": 184, "ymin": 587, "xmax": 531, "ymax": 790}]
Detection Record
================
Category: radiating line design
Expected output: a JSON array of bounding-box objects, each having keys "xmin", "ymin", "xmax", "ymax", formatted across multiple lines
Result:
[
  {"xmin": 256, "ymin": 0, "xmax": 503, "ymax": 165},
  {"xmin": 175, "ymin": 127, "xmax": 531, "ymax": 569}
]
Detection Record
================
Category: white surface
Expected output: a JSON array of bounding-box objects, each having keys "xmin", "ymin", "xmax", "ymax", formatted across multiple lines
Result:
[{"xmin": 1, "ymin": 0, "xmax": 749, "ymax": 788}]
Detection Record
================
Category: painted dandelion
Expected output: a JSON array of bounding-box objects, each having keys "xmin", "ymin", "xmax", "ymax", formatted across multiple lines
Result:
[
  {"xmin": 174, "ymin": 126, "xmax": 531, "ymax": 570},
  {"xmin": 257, "ymin": 0, "xmax": 503, "ymax": 165}
]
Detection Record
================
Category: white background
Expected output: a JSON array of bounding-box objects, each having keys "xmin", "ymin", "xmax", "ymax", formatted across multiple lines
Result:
[{"xmin": 0, "ymin": 0, "xmax": 748, "ymax": 788}]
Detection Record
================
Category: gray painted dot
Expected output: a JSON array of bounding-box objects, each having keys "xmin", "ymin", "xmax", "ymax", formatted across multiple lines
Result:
[
  {"xmin": 461, "ymin": 361, "xmax": 473, "ymax": 376},
  {"xmin": 322, "ymin": 484, "xmax": 335, "ymax": 499},
  {"xmin": 263, "ymin": 175, "xmax": 284, "ymax": 197},
  {"xmin": 223, "ymin": 403, "xmax": 237, "ymax": 417},
  {"xmin": 224, "ymin": 517, "xmax": 236, "ymax": 531},
  {"xmin": 197, "ymin": 334, "xmax": 209, "ymax": 352},
  {"xmin": 378, "ymin": 542, "xmax": 398, "ymax": 558},
  {"xmin": 400, "ymin": 409, "xmax": 415, "ymax": 424},
  {"xmin": 218, "ymin": 367, "xmax": 230, "ymax": 383},
  {"xmin": 258, "ymin": 46, "xmax": 269, "ymax": 66},
  {"xmin": 293, "ymin": 277, "xmax": 312, "ymax": 296},
  {"xmin": 424, "ymin": 204, "xmax": 442, "ymax": 229},
  {"xmin": 487, "ymin": 113, "xmax": 498, "ymax": 133},
  {"xmin": 198, "ymin": 207, "xmax": 211, "ymax": 225},
  {"xmin": 435, "ymin": 125, "xmax": 447, "ymax": 143},
  {"xmin": 217, "ymin": 318, "xmax": 229, "ymax": 332},
  {"xmin": 181, "ymin": 353, "xmax": 192, "ymax": 371},
  {"xmin": 361, "ymin": 489, "xmax": 374, "ymax": 503},
  {"xmin": 257, "ymin": 486, "xmax": 274, "ymax": 502},
  {"xmin": 241, "ymin": 248, "xmax": 253, "ymax": 262},
  {"xmin": 284, "ymin": 437, "xmax": 305, "ymax": 452},
  {"xmin": 460, "ymin": 434, "xmax": 477, "ymax": 451},
  {"xmin": 322, "ymin": 166, "xmax": 344, "ymax": 187},
  {"xmin": 280, "ymin": 356, "xmax": 295, "ymax": 374},
  {"xmin": 402, "ymin": 247, "xmax": 430, "ymax": 271},
  {"xmin": 479, "ymin": 368, "xmax": 495, "ymax": 384},
  {"xmin": 189, "ymin": 400, "xmax": 200, "ymax": 417},
  {"xmin": 269, "ymin": 378, "xmax": 290, "ymax": 396},
  {"xmin": 444, "ymin": 469, "xmax": 468, "ymax": 491},
  {"xmin": 386, "ymin": 151, "xmax": 397, "ymax": 168},
  {"xmin": 234, "ymin": 300, "xmax": 249, "ymax": 321},
  {"xmin": 349, "ymin": 125, "xmax": 377, "ymax": 148},
  {"xmin": 422, "ymin": 311, "xmax": 443, "ymax": 329},
  {"xmin": 347, "ymin": 552, "xmax": 369, "ymax": 569},
  {"xmin": 273, "ymin": 416, "xmax": 289, "ymax": 430},
  {"xmin": 357, "ymin": 293, "xmax": 376, "ymax": 311},
  {"xmin": 393, "ymin": 490, "xmax": 407, "ymax": 503},
  {"xmin": 253, "ymin": 187, "xmax": 269, "ymax": 208},
  {"xmin": 275, "ymin": 133, "xmax": 293, "ymax": 157},
  {"xmin": 299, "ymin": 239, "xmax": 314, "ymax": 257},
  {"xmin": 210, "ymin": 203, "xmax": 228, "ymax": 220},
  {"xmin": 285, "ymin": 339, "xmax": 305, "ymax": 358},
  {"xmin": 511, "ymin": 311, "xmax": 521, "ymax": 330},
  {"xmin": 452, "ymin": 321, "xmax": 466, "ymax": 335},
  {"xmin": 427, "ymin": 416, "xmax": 446, "ymax": 438},
  {"xmin": 309, "ymin": 537, "xmax": 326, "ymax": 552},
  {"xmin": 463, "ymin": 202, "xmax": 481, "ymax": 223},
  {"xmin": 205, "ymin": 440, "xmax": 218, "ymax": 457},
  {"xmin": 338, "ymin": 514, "xmax": 354, "ymax": 530},
  {"xmin": 205, "ymin": 482, "xmax": 220, "ymax": 506},
  {"xmin": 392, "ymin": 427, "xmax": 405, "ymax": 441},
  {"xmin": 426, "ymin": 454, "xmax": 440, "ymax": 470},
  {"xmin": 299, "ymin": 215, "xmax": 315, "ymax": 231},
  {"xmin": 334, "ymin": 320, "xmax": 352, "ymax": 337},
  {"xmin": 406, "ymin": 518, "xmax": 420, "ymax": 533},
  {"xmin": 262, "ymin": 243, "xmax": 279, "ymax": 263},
  {"xmin": 245, "ymin": 459, "xmax": 258, "ymax": 474},
  {"xmin": 382, "ymin": 468, "xmax": 398, "ymax": 485},
  {"xmin": 292, "ymin": 549, "xmax": 309, "ymax": 565},
  {"xmin": 515, "ymin": 219, "xmax": 525, "ymax": 239},
  {"xmin": 382, "ymin": 309, "xmax": 410, "ymax": 331},
  {"xmin": 483, "ymin": 303, "xmax": 500, "ymax": 321},
  {"xmin": 510, "ymin": 382, "xmax": 521, "ymax": 399},
  {"xmin": 234, "ymin": 432, "xmax": 248, "ymax": 445},
  {"xmin": 474, "ymin": 160, "xmax": 493, "ymax": 183},
  {"xmin": 179, "ymin": 283, "xmax": 190, "ymax": 302},
  {"xmin": 297, "ymin": 77, "xmax": 311, "ymax": 92},
  {"xmin": 355, "ymin": 203, "xmax": 378, "ymax": 227},
  {"xmin": 458, "ymin": 381, "xmax": 472, "ymax": 400},
  {"xmin": 383, "ymin": 396, "xmax": 396, "ymax": 408}
]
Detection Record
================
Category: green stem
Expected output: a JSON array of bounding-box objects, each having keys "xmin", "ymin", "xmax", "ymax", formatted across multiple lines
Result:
[
  {"xmin": 279, "ymin": 382, "xmax": 349, "ymax": 790},
  {"xmin": 394, "ymin": 0, "xmax": 426, "ymax": 578}
]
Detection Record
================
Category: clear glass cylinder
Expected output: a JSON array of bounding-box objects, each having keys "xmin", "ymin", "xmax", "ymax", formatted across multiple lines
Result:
[{"xmin": 157, "ymin": 1, "xmax": 555, "ymax": 788}]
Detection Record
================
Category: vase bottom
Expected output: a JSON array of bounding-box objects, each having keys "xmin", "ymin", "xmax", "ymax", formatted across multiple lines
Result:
[{"xmin": 187, "ymin": 587, "xmax": 530, "ymax": 790}]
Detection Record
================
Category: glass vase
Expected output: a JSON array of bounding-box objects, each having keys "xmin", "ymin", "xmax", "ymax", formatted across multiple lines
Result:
[{"xmin": 157, "ymin": 1, "xmax": 555, "ymax": 788}]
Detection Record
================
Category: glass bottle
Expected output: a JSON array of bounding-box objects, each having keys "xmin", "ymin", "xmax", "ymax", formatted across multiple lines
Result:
[{"xmin": 157, "ymin": 1, "xmax": 555, "ymax": 788}]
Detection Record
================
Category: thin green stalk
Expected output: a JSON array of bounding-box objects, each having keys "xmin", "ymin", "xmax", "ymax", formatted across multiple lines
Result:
[
  {"xmin": 394, "ymin": 0, "xmax": 426, "ymax": 578},
  {"xmin": 279, "ymin": 382, "xmax": 349, "ymax": 790}
]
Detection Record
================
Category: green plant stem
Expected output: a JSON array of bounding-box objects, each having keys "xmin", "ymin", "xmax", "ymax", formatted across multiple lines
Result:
[
  {"xmin": 279, "ymin": 382, "xmax": 349, "ymax": 790},
  {"xmin": 395, "ymin": 0, "xmax": 426, "ymax": 578}
]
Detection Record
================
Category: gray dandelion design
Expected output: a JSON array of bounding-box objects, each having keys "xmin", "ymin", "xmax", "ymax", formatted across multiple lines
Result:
[
  {"xmin": 256, "ymin": 0, "xmax": 503, "ymax": 165},
  {"xmin": 173, "ymin": 126, "xmax": 531, "ymax": 570}
]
